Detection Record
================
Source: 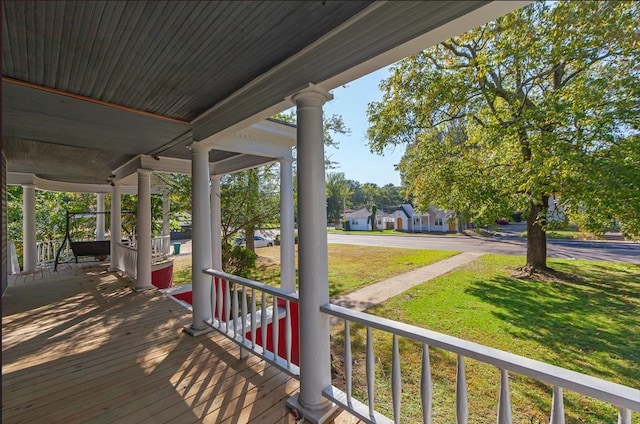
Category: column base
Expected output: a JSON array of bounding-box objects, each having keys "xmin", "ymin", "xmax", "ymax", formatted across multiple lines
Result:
[
  {"xmin": 286, "ymin": 393, "xmax": 341, "ymax": 424},
  {"xmin": 133, "ymin": 285, "xmax": 155, "ymax": 293},
  {"xmin": 182, "ymin": 324, "xmax": 214, "ymax": 337}
]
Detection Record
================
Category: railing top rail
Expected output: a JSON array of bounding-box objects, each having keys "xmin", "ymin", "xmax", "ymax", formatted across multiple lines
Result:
[
  {"xmin": 203, "ymin": 268, "xmax": 299, "ymax": 303},
  {"xmin": 115, "ymin": 241, "xmax": 137, "ymax": 252},
  {"xmin": 321, "ymin": 303, "xmax": 640, "ymax": 411}
]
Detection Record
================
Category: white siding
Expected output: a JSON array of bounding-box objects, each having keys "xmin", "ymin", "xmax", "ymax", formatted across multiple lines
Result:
[{"xmin": 349, "ymin": 218, "xmax": 370, "ymax": 231}]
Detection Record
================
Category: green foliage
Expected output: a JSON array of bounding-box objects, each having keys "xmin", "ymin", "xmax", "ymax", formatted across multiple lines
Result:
[
  {"xmin": 8, "ymin": 187, "xmax": 104, "ymax": 242},
  {"xmin": 326, "ymin": 172, "xmax": 352, "ymax": 224},
  {"xmin": 369, "ymin": 204, "xmax": 378, "ymax": 231},
  {"xmin": 347, "ymin": 180, "xmax": 407, "ymax": 211},
  {"xmin": 367, "ymin": 1, "xmax": 640, "ymax": 263},
  {"xmin": 222, "ymin": 244, "xmax": 258, "ymax": 278},
  {"xmin": 220, "ymin": 166, "xmax": 280, "ymax": 252}
]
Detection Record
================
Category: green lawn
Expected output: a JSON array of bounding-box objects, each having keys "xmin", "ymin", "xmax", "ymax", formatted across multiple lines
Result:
[
  {"xmin": 332, "ymin": 255, "xmax": 640, "ymax": 423},
  {"xmin": 172, "ymin": 244, "xmax": 459, "ymax": 297},
  {"xmin": 519, "ymin": 230, "xmax": 592, "ymax": 240},
  {"xmin": 327, "ymin": 228, "xmax": 461, "ymax": 237},
  {"xmin": 327, "ymin": 229, "xmax": 400, "ymax": 235},
  {"xmin": 253, "ymin": 244, "xmax": 459, "ymax": 297}
]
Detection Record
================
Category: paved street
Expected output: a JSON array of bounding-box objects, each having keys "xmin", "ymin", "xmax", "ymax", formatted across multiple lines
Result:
[{"xmin": 326, "ymin": 232, "xmax": 640, "ymax": 263}]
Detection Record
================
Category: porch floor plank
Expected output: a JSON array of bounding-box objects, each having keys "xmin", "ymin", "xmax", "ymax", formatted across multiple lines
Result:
[{"xmin": 2, "ymin": 264, "xmax": 363, "ymax": 424}]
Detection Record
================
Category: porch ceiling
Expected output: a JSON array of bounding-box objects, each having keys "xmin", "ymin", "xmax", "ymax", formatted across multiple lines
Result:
[{"xmin": 1, "ymin": 1, "xmax": 520, "ymax": 186}]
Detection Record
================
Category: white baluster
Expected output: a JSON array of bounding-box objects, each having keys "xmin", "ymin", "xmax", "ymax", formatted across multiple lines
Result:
[
  {"xmin": 550, "ymin": 386, "xmax": 565, "ymax": 424},
  {"xmin": 224, "ymin": 278, "xmax": 231, "ymax": 329},
  {"xmin": 618, "ymin": 407, "xmax": 631, "ymax": 424},
  {"xmin": 232, "ymin": 283, "xmax": 238, "ymax": 337},
  {"xmin": 251, "ymin": 288, "xmax": 257, "ymax": 349},
  {"xmin": 497, "ymin": 369, "xmax": 512, "ymax": 424},
  {"xmin": 285, "ymin": 300, "xmax": 292, "ymax": 368},
  {"xmin": 211, "ymin": 276, "xmax": 217, "ymax": 325},
  {"xmin": 344, "ymin": 320, "xmax": 353, "ymax": 406},
  {"xmin": 421, "ymin": 344, "xmax": 432, "ymax": 424},
  {"xmin": 217, "ymin": 278, "xmax": 224, "ymax": 326},
  {"xmin": 272, "ymin": 295, "xmax": 279, "ymax": 360},
  {"xmin": 456, "ymin": 354, "xmax": 468, "ymax": 424},
  {"xmin": 241, "ymin": 287, "xmax": 247, "ymax": 342},
  {"xmin": 392, "ymin": 334, "xmax": 401, "ymax": 424},
  {"xmin": 261, "ymin": 291, "xmax": 267, "ymax": 356},
  {"xmin": 366, "ymin": 326, "xmax": 375, "ymax": 419}
]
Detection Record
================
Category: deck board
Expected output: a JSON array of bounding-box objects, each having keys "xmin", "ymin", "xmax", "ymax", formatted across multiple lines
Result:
[{"xmin": 2, "ymin": 264, "xmax": 361, "ymax": 424}]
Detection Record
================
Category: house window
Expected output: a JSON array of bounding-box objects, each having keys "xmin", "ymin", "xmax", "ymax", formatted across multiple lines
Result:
[
  {"xmin": 351, "ymin": 219, "xmax": 357, "ymax": 225},
  {"xmin": 435, "ymin": 218, "xmax": 443, "ymax": 226},
  {"xmin": 377, "ymin": 219, "xmax": 382, "ymax": 225}
]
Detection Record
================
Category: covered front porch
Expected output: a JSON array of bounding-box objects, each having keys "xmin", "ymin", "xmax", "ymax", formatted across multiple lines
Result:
[
  {"xmin": 2, "ymin": 264, "xmax": 361, "ymax": 423},
  {"xmin": 3, "ymin": 1, "xmax": 638, "ymax": 423}
]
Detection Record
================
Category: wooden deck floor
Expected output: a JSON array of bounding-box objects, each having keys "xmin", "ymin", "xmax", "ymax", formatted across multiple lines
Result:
[{"xmin": 2, "ymin": 265, "xmax": 360, "ymax": 423}]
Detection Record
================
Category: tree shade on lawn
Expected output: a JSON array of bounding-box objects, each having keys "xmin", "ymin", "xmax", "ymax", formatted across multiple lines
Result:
[{"xmin": 332, "ymin": 255, "xmax": 639, "ymax": 423}]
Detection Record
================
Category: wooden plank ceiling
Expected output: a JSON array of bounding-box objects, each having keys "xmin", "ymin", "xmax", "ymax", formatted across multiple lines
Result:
[{"xmin": 1, "ymin": 1, "xmax": 490, "ymax": 185}]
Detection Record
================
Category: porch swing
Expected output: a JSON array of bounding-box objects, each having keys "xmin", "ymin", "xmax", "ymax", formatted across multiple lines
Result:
[{"xmin": 54, "ymin": 210, "xmax": 111, "ymax": 271}]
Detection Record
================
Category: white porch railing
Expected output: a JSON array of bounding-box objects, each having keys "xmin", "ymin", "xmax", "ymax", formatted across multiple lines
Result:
[
  {"xmin": 202, "ymin": 269, "xmax": 300, "ymax": 378},
  {"xmin": 12, "ymin": 239, "xmax": 74, "ymax": 268},
  {"xmin": 197, "ymin": 269, "xmax": 639, "ymax": 423},
  {"xmin": 36, "ymin": 239, "xmax": 72, "ymax": 265},
  {"xmin": 320, "ymin": 303, "xmax": 640, "ymax": 424},
  {"xmin": 115, "ymin": 241, "xmax": 137, "ymax": 280},
  {"xmin": 152, "ymin": 235, "xmax": 171, "ymax": 258},
  {"xmin": 114, "ymin": 236, "xmax": 170, "ymax": 281}
]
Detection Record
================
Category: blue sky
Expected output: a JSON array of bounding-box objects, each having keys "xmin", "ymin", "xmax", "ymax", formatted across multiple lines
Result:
[{"xmin": 323, "ymin": 67, "xmax": 405, "ymax": 187}]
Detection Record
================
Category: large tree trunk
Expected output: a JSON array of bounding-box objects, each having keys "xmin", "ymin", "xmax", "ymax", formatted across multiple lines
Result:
[
  {"xmin": 245, "ymin": 226, "xmax": 255, "ymax": 252},
  {"xmin": 526, "ymin": 196, "xmax": 549, "ymax": 270}
]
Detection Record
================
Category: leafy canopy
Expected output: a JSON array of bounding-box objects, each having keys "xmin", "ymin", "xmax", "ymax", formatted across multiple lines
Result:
[{"xmin": 367, "ymin": 1, "xmax": 640, "ymax": 240}]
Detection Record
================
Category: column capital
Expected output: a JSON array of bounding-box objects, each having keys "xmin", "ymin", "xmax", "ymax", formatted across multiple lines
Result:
[
  {"xmin": 21, "ymin": 183, "xmax": 35, "ymax": 189},
  {"xmin": 210, "ymin": 174, "xmax": 223, "ymax": 182},
  {"xmin": 290, "ymin": 83, "xmax": 333, "ymax": 107},
  {"xmin": 137, "ymin": 168, "xmax": 153, "ymax": 177},
  {"xmin": 279, "ymin": 156, "xmax": 294, "ymax": 164},
  {"xmin": 189, "ymin": 142, "xmax": 212, "ymax": 154}
]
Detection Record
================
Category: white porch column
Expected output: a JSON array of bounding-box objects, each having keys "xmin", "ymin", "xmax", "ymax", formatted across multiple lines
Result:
[
  {"xmin": 210, "ymin": 174, "xmax": 222, "ymax": 270},
  {"xmin": 22, "ymin": 184, "xmax": 37, "ymax": 273},
  {"xmin": 109, "ymin": 183, "xmax": 121, "ymax": 271},
  {"xmin": 96, "ymin": 193, "xmax": 105, "ymax": 241},
  {"xmin": 186, "ymin": 144, "xmax": 213, "ymax": 336},
  {"xmin": 162, "ymin": 192, "xmax": 170, "ymax": 237},
  {"xmin": 279, "ymin": 157, "xmax": 296, "ymax": 292},
  {"xmin": 286, "ymin": 84, "xmax": 338, "ymax": 422},
  {"xmin": 135, "ymin": 169, "xmax": 154, "ymax": 291}
]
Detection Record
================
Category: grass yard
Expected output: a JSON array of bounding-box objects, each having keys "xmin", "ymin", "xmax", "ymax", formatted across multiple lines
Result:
[
  {"xmin": 328, "ymin": 228, "xmax": 461, "ymax": 236},
  {"xmin": 252, "ymin": 244, "xmax": 458, "ymax": 297},
  {"xmin": 171, "ymin": 244, "xmax": 459, "ymax": 298},
  {"xmin": 328, "ymin": 229, "xmax": 400, "ymax": 235},
  {"xmin": 330, "ymin": 255, "xmax": 640, "ymax": 423},
  {"xmin": 518, "ymin": 230, "xmax": 595, "ymax": 240}
]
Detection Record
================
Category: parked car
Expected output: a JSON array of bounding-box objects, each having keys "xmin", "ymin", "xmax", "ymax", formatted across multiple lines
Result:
[
  {"xmin": 232, "ymin": 235, "xmax": 274, "ymax": 248},
  {"xmin": 495, "ymin": 218, "xmax": 510, "ymax": 225}
]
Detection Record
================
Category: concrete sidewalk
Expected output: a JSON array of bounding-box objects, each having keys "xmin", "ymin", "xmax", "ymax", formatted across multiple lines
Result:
[{"xmin": 332, "ymin": 251, "xmax": 483, "ymax": 312}]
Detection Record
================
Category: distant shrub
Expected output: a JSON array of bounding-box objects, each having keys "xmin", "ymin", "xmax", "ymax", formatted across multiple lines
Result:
[{"xmin": 222, "ymin": 244, "xmax": 257, "ymax": 278}]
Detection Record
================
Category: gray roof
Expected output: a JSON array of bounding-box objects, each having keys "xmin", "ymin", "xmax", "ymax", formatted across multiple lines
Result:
[
  {"xmin": 2, "ymin": 1, "xmax": 493, "ymax": 185},
  {"xmin": 344, "ymin": 207, "xmax": 393, "ymax": 220}
]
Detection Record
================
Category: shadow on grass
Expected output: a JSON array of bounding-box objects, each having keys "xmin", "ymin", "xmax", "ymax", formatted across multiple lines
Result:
[{"xmin": 465, "ymin": 262, "xmax": 640, "ymax": 387}]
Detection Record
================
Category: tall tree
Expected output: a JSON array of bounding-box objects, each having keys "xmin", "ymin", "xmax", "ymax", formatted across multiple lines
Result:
[
  {"xmin": 326, "ymin": 172, "xmax": 352, "ymax": 224},
  {"xmin": 367, "ymin": 1, "xmax": 640, "ymax": 271}
]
